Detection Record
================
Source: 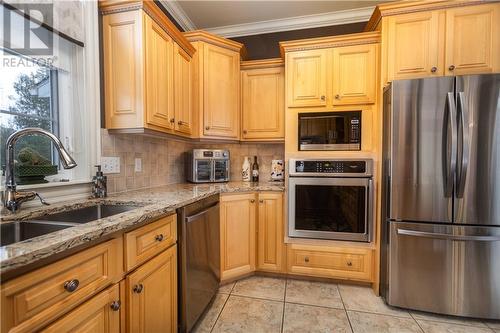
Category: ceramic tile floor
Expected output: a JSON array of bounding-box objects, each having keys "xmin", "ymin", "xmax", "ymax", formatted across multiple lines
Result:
[{"xmin": 192, "ymin": 276, "xmax": 500, "ymax": 333}]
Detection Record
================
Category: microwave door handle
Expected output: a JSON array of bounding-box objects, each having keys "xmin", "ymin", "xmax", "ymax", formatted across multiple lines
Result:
[
  {"xmin": 443, "ymin": 92, "xmax": 457, "ymax": 198},
  {"xmin": 456, "ymin": 92, "xmax": 469, "ymax": 198}
]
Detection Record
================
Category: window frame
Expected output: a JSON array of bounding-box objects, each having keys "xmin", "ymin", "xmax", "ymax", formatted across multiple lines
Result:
[{"xmin": 0, "ymin": 1, "xmax": 100, "ymax": 205}]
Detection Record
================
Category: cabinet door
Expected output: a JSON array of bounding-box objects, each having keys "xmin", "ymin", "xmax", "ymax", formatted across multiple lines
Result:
[
  {"xmin": 286, "ymin": 49, "xmax": 328, "ymax": 107},
  {"xmin": 127, "ymin": 245, "xmax": 177, "ymax": 333},
  {"xmin": 445, "ymin": 4, "xmax": 499, "ymax": 75},
  {"xmin": 387, "ymin": 11, "xmax": 445, "ymax": 80},
  {"xmin": 203, "ymin": 44, "xmax": 240, "ymax": 138},
  {"xmin": 145, "ymin": 15, "xmax": 174, "ymax": 130},
  {"xmin": 102, "ymin": 10, "xmax": 144, "ymax": 129},
  {"xmin": 41, "ymin": 284, "xmax": 121, "ymax": 333},
  {"xmin": 174, "ymin": 43, "xmax": 193, "ymax": 135},
  {"xmin": 257, "ymin": 193, "xmax": 285, "ymax": 273},
  {"xmin": 241, "ymin": 67, "xmax": 284, "ymax": 140},
  {"xmin": 332, "ymin": 44, "xmax": 377, "ymax": 105},
  {"xmin": 220, "ymin": 193, "xmax": 256, "ymax": 281}
]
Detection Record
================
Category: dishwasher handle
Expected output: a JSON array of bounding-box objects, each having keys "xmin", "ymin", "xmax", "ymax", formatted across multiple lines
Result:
[{"xmin": 185, "ymin": 202, "xmax": 219, "ymax": 223}]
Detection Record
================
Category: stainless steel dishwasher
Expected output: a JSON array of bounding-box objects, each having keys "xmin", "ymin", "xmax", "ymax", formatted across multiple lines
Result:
[{"xmin": 177, "ymin": 194, "xmax": 220, "ymax": 332}]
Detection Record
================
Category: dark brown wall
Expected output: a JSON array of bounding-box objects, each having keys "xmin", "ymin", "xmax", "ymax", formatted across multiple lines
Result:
[{"xmin": 231, "ymin": 22, "xmax": 367, "ymax": 60}]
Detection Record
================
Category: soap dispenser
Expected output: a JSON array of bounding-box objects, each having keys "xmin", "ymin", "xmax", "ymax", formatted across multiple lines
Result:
[{"xmin": 92, "ymin": 165, "xmax": 107, "ymax": 198}]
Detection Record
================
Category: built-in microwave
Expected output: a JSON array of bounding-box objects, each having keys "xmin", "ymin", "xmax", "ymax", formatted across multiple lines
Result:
[{"xmin": 298, "ymin": 111, "xmax": 361, "ymax": 151}]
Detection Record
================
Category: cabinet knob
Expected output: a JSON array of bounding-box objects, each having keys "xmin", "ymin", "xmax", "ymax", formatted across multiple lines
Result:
[
  {"xmin": 133, "ymin": 284, "xmax": 144, "ymax": 294},
  {"xmin": 320, "ymin": 95, "xmax": 326, "ymax": 101},
  {"xmin": 448, "ymin": 65, "xmax": 455, "ymax": 71},
  {"xmin": 178, "ymin": 121, "xmax": 183, "ymax": 125},
  {"xmin": 250, "ymin": 199, "xmax": 255, "ymax": 203},
  {"xmin": 304, "ymin": 257, "xmax": 310, "ymax": 263},
  {"xmin": 155, "ymin": 234, "xmax": 164, "ymax": 242},
  {"xmin": 205, "ymin": 126, "xmax": 210, "ymax": 130},
  {"xmin": 63, "ymin": 279, "xmax": 80, "ymax": 293},
  {"xmin": 170, "ymin": 118, "xmax": 175, "ymax": 123},
  {"xmin": 431, "ymin": 66, "xmax": 437, "ymax": 73},
  {"xmin": 259, "ymin": 199, "xmax": 264, "ymax": 203},
  {"xmin": 243, "ymin": 130, "xmax": 247, "ymax": 134},
  {"xmin": 346, "ymin": 261, "xmax": 353, "ymax": 267},
  {"xmin": 335, "ymin": 94, "xmax": 340, "ymax": 99},
  {"xmin": 110, "ymin": 300, "xmax": 121, "ymax": 311}
]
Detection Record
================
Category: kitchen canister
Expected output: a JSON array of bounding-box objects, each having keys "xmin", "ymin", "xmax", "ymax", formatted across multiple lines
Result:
[
  {"xmin": 242, "ymin": 156, "xmax": 251, "ymax": 182},
  {"xmin": 271, "ymin": 159, "xmax": 284, "ymax": 181}
]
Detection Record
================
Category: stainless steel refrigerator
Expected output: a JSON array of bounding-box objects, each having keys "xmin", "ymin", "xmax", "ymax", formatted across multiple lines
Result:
[{"xmin": 381, "ymin": 74, "xmax": 500, "ymax": 319}]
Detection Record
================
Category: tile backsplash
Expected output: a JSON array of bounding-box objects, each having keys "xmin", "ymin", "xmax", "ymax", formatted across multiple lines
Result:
[{"xmin": 101, "ymin": 130, "xmax": 284, "ymax": 193}]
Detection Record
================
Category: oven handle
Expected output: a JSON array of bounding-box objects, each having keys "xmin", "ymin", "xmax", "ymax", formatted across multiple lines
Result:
[{"xmin": 367, "ymin": 178, "xmax": 374, "ymax": 242}]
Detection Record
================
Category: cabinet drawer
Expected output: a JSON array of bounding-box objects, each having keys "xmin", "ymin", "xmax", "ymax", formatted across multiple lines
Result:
[
  {"xmin": 124, "ymin": 214, "xmax": 177, "ymax": 271},
  {"xmin": 1, "ymin": 238, "xmax": 123, "ymax": 333},
  {"xmin": 287, "ymin": 244, "xmax": 373, "ymax": 282},
  {"xmin": 40, "ymin": 284, "xmax": 121, "ymax": 333}
]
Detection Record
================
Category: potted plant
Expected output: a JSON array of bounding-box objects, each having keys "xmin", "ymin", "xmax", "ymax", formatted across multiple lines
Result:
[{"xmin": 15, "ymin": 147, "xmax": 58, "ymax": 185}]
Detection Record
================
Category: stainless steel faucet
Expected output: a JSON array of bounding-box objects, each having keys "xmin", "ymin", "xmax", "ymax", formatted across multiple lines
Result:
[{"xmin": 3, "ymin": 128, "xmax": 77, "ymax": 212}]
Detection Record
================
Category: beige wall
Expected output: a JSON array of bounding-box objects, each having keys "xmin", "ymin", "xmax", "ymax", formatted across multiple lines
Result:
[{"xmin": 101, "ymin": 130, "xmax": 284, "ymax": 193}]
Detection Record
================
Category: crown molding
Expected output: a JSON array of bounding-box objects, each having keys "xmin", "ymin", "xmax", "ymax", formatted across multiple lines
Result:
[
  {"xmin": 203, "ymin": 6, "xmax": 375, "ymax": 38},
  {"xmin": 157, "ymin": 0, "xmax": 196, "ymax": 31}
]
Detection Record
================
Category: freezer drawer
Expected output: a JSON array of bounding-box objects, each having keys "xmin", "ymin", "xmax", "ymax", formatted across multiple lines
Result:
[{"xmin": 387, "ymin": 221, "xmax": 500, "ymax": 319}]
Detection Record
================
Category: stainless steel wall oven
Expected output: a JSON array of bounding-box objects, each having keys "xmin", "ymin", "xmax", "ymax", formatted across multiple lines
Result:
[{"xmin": 288, "ymin": 159, "xmax": 373, "ymax": 242}]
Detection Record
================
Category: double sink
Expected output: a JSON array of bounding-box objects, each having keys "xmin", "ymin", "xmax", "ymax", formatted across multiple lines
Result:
[{"xmin": 1, "ymin": 203, "xmax": 139, "ymax": 247}]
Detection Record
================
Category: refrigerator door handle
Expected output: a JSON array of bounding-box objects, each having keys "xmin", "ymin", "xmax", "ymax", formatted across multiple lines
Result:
[
  {"xmin": 443, "ymin": 92, "xmax": 457, "ymax": 198},
  {"xmin": 397, "ymin": 229, "xmax": 500, "ymax": 242},
  {"xmin": 456, "ymin": 92, "xmax": 469, "ymax": 198}
]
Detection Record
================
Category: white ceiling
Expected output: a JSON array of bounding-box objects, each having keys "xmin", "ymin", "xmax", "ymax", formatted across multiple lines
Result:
[
  {"xmin": 160, "ymin": 1, "xmax": 388, "ymax": 37},
  {"xmin": 177, "ymin": 1, "xmax": 381, "ymax": 28}
]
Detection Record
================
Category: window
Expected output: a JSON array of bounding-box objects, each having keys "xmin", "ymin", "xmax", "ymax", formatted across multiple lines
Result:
[{"xmin": 1, "ymin": 1, "xmax": 99, "ymax": 192}]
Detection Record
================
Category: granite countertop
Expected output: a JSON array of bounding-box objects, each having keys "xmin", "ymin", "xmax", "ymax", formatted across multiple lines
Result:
[{"xmin": 0, "ymin": 181, "xmax": 284, "ymax": 275}]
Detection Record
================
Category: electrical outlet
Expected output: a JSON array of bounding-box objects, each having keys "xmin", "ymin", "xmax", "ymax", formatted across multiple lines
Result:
[
  {"xmin": 102, "ymin": 156, "xmax": 120, "ymax": 174},
  {"xmin": 134, "ymin": 158, "xmax": 142, "ymax": 172}
]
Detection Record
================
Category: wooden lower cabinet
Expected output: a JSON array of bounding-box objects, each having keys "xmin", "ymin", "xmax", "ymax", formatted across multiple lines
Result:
[
  {"xmin": 220, "ymin": 193, "xmax": 256, "ymax": 281},
  {"xmin": 40, "ymin": 284, "xmax": 121, "ymax": 333},
  {"xmin": 287, "ymin": 244, "xmax": 373, "ymax": 282},
  {"xmin": 257, "ymin": 193, "xmax": 285, "ymax": 273},
  {"xmin": 126, "ymin": 245, "xmax": 177, "ymax": 333},
  {"xmin": 1, "ymin": 238, "xmax": 123, "ymax": 333}
]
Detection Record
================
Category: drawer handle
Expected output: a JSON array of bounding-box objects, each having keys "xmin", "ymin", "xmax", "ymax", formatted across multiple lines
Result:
[
  {"xmin": 431, "ymin": 66, "xmax": 437, "ymax": 73},
  {"xmin": 110, "ymin": 300, "xmax": 121, "ymax": 311},
  {"xmin": 133, "ymin": 284, "xmax": 144, "ymax": 294},
  {"xmin": 64, "ymin": 279, "xmax": 80, "ymax": 293},
  {"xmin": 155, "ymin": 234, "xmax": 164, "ymax": 242},
  {"xmin": 304, "ymin": 257, "xmax": 310, "ymax": 263},
  {"xmin": 346, "ymin": 261, "xmax": 353, "ymax": 267}
]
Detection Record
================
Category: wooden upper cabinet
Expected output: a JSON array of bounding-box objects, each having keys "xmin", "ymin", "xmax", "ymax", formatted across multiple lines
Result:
[
  {"xmin": 203, "ymin": 44, "xmax": 240, "ymax": 138},
  {"xmin": 445, "ymin": 3, "xmax": 499, "ymax": 75},
  {"xmin": 220, "ymin": 193, "xmax": 256, "ymax": 281},
  {"xmin": 332, "ymin": 44, "xmax": 377, "ymax": 105},
  {"xmin": 40, "ymin": 284, "xmax": 121, "ymax": 333},
  {"xmin": 185, "ymin": 31, "xmax": 243, "ymax": 140},
  {"xmin": 174, "ymin": 44, "xmax": 193, "ymax": 135},
  {"xmin": 257, "ymin": 193, "xmax": 285, "ymax": 273},
  {"xmin": 100, "ymin": 2, "xmax": 195, "ymax": 136},
  {"xmin": 102, "ymin": 10, "xmax": 144, "ymax": 129},
  {"xmin": 127, "ymin": 245, "xmax": 177, "ymax": 333},
  {"xmin": 241, "ymin": 60, "xmax": 284, "ymax": 141},
  {"xmin": 386, "ymin": 11, "xmax": 444, "ymax": 80},
  {"xmin": 145, "ymin": 15, "xmax": 174, "ymax": 130},
  {"xmin": 286, "ymin": 49, "xmax": 328, "ymax": 108}
]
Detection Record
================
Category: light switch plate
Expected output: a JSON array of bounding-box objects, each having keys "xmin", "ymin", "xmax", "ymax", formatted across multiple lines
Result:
[
  {"xmin": 134, "ymin": 158, "xmax": 142, "ymax": 172},
  {"xmin": 102, "ymin": 156, "xmax": 120, "ymax": 174}
]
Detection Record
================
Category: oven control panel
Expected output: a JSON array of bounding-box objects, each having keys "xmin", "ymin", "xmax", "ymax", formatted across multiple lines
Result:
[{"xmin": 291, "ymin": 159, "xmax": 372, "ymax": 177}]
